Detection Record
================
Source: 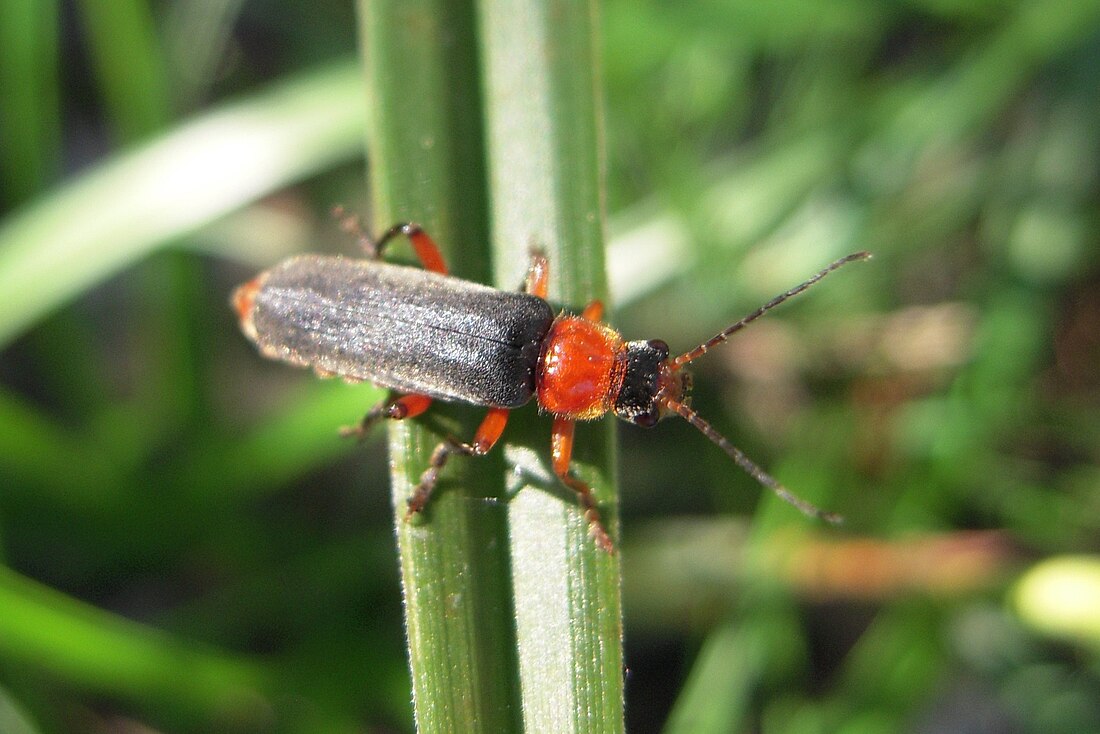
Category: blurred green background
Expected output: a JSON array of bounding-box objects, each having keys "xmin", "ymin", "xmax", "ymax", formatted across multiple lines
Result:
[{"xmin": 1, "ymin": 0, "xmax": 1099, "ymax": 732}]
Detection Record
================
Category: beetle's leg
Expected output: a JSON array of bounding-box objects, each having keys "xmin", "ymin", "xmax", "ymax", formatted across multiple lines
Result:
[
  {"xmin": 331, "ymin": 207, "xmax": 449, "ymax": 274},
  {"xmin": 406, "ymin": 407, "xmax": 511, "ymax": 518},
  {"xmin": 524, "ymin": 251, "xmax": 550, "ymax": 298},
  {"xmin": 375, "ymin": 222, "xmax": 449, "ymax": 274},
  {"xmin": 550, "ymin": 416, "xmax": 614, "ymax": 553},
  {"xmin": 523, "ymin": 253, "xmax": 605, "ymax": 323},
  {"xmin": 333, "ymin": 206, "xmax": 380, "ymax": 258},
  {"xmin": 339, "ymin": 393, "xmax": 434, "ymax": 440},
  {"xmin": 580, "ymin": 300, "xmax": 604, "ymax": 321}
]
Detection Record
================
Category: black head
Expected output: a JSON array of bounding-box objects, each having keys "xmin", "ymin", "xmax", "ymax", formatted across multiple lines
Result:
[{"xmin": 612, "ymin": 339, "xmax": 686, "ymax": 427}]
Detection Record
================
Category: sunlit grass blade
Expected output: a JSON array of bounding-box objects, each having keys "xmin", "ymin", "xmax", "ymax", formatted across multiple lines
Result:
[
  {"xmin": 479, "ymin": 0, "xmax": 624, "ymax": 731},
  {"xmin": 0, "ymin": 61, "xmax": 364, "ymax": 347},
  {"xmin": 360, "ymin": 2, "xmax": 522, "ymax": 731}
]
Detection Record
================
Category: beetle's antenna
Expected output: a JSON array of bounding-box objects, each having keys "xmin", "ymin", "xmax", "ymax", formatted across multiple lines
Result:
[
  {"xmin": 662, "ymin": 396, "xmax": 843, "ymax": 524},
  {"xmin": 673, "ymin": 251, "xmax": 871, "ymax": 368}
]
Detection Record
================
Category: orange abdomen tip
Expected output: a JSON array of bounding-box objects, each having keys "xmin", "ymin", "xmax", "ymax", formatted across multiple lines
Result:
[{"xmin": 232, "ymin": 277, "xmax": 263, "ymax": 341}]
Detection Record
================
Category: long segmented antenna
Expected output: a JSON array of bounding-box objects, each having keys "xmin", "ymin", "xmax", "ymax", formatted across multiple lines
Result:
[
  {"xmin": 663, "ymin": 396, "xmax": 843, "ymax": 524},
  {"xmin": 673, "ymin": 251, "xmax": 872, "ymax": 367}
]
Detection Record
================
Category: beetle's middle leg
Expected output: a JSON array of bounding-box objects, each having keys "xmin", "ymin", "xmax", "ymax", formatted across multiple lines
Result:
[
  {"xmin": 339, "ymin": 393, "xmax": 433, "ymax": 440},
  {"xmin": 405, "ymin": 407, "xmax": 511, "ymax": 517}
]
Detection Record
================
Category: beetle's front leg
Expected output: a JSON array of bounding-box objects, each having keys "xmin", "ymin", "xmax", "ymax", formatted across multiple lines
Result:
[
  {"xmin": 523, "ymin": 251, "xmax": 550, "ymax": 298},
  {"xmin": 550, "ymin": 417, "xmax": 615, "ymax": 554}
]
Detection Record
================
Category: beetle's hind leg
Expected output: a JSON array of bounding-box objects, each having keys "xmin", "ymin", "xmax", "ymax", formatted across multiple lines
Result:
[
  {"xmin": 339, "ymin": 393, "xmax": 433, "ymax": 440},
  {"xmin": 406, "ymin": 407, "xmax": 510, "ymax": 518}
]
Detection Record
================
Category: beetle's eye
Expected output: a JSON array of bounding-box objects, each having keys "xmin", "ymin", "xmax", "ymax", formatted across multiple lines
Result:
[
  {"xmin": 634, "ymin": 409, "xmax": 659, "ymax": 428},
  {"xmin": 647, "ymin": 339, "xmax": 669, "ymax": 359}
]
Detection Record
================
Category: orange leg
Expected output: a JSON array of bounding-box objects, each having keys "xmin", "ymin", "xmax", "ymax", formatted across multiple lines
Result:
[
  {"xmin": 340, "ymin": 393, "xmax": 434, "ymax": 440},
  {"xmin": 375, "ymin": 222, "xmax": 448, "ymax": 274},
  {"xmin": 523, "ymin": 253, "xmax": 605, "ymax": 327},
  {"xmin": 524, "ymin": 251, "xmax": 550, "ymax": 298},
  {"xmin": 406, "ymin": 407, "xmax": 511, "ymax": 517},
  {"xmin": 581, "ymin": 300, "xmax": 603, "ymax": 321},
  {"xmin": 522, "ymin": 254, "xmax": 606, "ymax": 327},
  {"xmin": 332, "ymin": 208, "xmax": 449, "ymax": 275},
  {"xmin": 550, "ymin": 417, "xmax": 614, "ymax": 553}
]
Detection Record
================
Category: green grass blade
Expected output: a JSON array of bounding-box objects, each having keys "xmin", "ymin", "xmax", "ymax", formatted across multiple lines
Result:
[
  {"xmin": 0, "ymin": 61, "xmax": 363, "ymax": 347},
  {"xmin": 74, "ymin": 0, "xmax": 171, "ymax": 139},
  {"xmin": 360, "ymin": 2, "xmax": 522, "ymax": 732},
  {"xmin": 0, "ymin": 566, "xmax": 268, "ymax": 721},
  {"xmin": 0, "ymin": 0, "xmax": 62, "ymax": 203},
  {"xmin": 480, "ymin": 1, "xmax": 624, "ymax": 731},
  {"xmin": 0, "ymin": 681, "xmax": 42, "ymax": 734},
  {"xmin": 662, "ymin": 621, "xmax": 765, "ymax": 734}
]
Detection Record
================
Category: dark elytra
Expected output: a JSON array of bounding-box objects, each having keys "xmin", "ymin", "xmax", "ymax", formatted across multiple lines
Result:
[{"xmin": 248, "ymin": 255, "xmax": 555, "ymax": 407}]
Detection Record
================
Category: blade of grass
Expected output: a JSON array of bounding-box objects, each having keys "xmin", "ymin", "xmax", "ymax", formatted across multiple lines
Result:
[
  {"xmin": 0, "ymin": 565, "xmax": 270, "ymax": 723},
  {"xmin": 662, "ymin": 620, "xmax": 767, "ymax": 734},
  {"xmin": 0, "ymin": 0, "xmax": 61, "ymax": 203},
  {"xmin": 0, "ymin": 681, "xmax": 41, "ymax": 734},
  {"xmin": 74, "ymin": 0, "xmax": 171, "ymax": 140},
  {"xmin": 861, "ymin": 0, "xmax": 1100, "ymax": 190},
  {"xmin": 0, "ymin": 61, "xmax": 363, "ymax": 348},
  {"xmin": 479, "ymin": 1, "xmax": 624, "ymax": 731},
  {"xmin": 360, "ymin": 2, "xmax": 522, "ymax": 732}
]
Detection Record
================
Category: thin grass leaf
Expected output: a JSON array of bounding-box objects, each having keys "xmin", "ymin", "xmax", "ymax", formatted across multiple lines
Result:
[
  {"xmin": 74, "ymin": 0, "xmax": 171, "ymax": 139},
  {"xmin": 0, "ymin": 566, "xmax": 269, "ymax": 721},
  {"xmin": 360, "ymin": 2, "xmax": 522, "ymax": 732},
  {"xmin": 662, "ymin": 621, "xmax": 766, "ymax": 734},
  {"xmin": 0, "ymin": 0, "xmax": 62, "ymax": 202},
  {"xmin": 0, "ymin": 61, "xmax": 364, "ymax": 347},
  {"xmin": 480, "ymin": 1, "xmax": 624, "ymax": 731}
]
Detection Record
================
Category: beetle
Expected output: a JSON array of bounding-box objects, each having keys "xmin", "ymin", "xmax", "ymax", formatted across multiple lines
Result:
[{"xmin": 233, "ymin": 217, "xmax": 870, "ymax": 553}]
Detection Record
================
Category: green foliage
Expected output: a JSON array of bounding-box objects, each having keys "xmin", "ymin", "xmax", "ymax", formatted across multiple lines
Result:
[{"xmin": 0, "ymin": 0, "xmax": 1098, "ymax": 732}]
